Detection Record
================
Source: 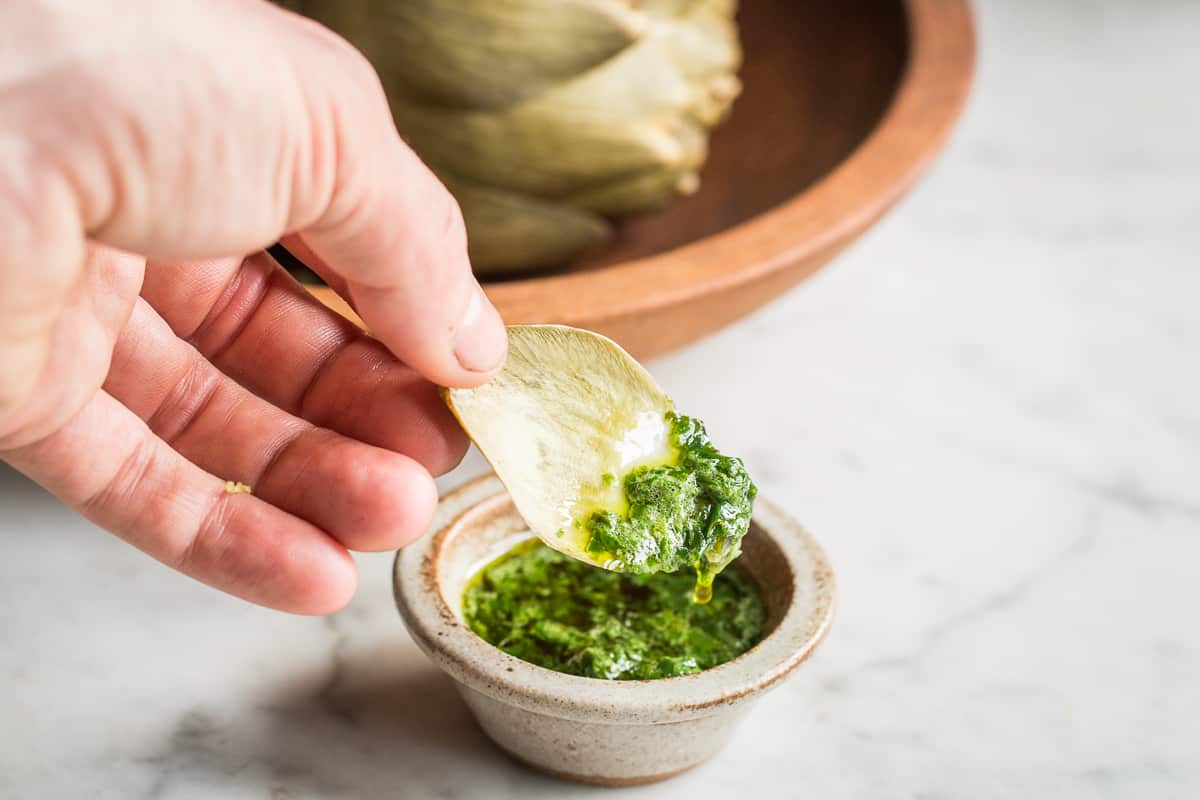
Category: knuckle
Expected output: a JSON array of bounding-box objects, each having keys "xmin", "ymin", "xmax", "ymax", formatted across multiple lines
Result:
[
  {"xmin": 186, "ymin": 256, "xmax": 274, "ymax": 356},
  {"xmin": 177, "ymin": 492, "xmax": 234, "ymax": 578},
  {"xmin": 291, "ymin": 15, "xmax": 386, "ymax": 109},
  {"xmin": 146, "ymin": 351, "xmax": 223, "ymax": 445},
  {"xmin": 436, "ymin": 188, "xmax": 468, "ymax": 249},
  {"xmin": 339, "ymin": 41, "xmax": 385, "ymax": 96},
  {"xmin": 0, "ymin": 140, "xmax": 82, "ymax": 264},
  {"xmin": 0, "ymin": 149, "xmax": 88, "ymax": 448},
  {"xmin": 79, "ymin": 435, "xmax": 160, "ymax": 521}
]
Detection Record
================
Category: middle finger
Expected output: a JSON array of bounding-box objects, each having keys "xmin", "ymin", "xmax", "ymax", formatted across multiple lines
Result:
[
  {"xmin": 139, "ymin": 252, "xmax": 468, "ymax": 475},
  {"xmin": 104, "ymin": 298, "xmax": 437, "ymax": 552}
]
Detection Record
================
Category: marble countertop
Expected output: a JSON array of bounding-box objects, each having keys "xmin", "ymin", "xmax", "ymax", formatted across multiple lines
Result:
[{"xmin": 3, "ymin": 2, "xmax": 1198, "ymax": 798}]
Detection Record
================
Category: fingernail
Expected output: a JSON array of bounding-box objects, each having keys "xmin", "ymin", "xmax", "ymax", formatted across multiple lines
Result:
[{"xmin": 453, "ymin": 286, "xmax": 507, "ymax": 373}]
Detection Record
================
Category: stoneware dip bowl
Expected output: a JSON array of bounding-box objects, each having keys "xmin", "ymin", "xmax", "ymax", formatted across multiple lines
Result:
[{"xmin": 393, "ymin": 475, "xmax": 836, "ymax": 786}]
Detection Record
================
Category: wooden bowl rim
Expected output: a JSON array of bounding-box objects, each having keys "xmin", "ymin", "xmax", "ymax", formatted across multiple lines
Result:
[{"xmin": 483, "ymin": 0, "xmax": 976, "ymax": 320}]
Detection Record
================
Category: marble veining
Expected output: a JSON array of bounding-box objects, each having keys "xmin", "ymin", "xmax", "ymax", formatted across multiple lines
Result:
[{"xmin": 2, "ymin": 1, "xmax": 1199, "ymax": 798}]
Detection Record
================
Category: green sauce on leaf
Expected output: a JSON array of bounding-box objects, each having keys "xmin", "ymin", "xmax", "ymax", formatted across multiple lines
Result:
[{"xmin": 584, "ymin": 413, "xmax": 757, "ymax": 594}]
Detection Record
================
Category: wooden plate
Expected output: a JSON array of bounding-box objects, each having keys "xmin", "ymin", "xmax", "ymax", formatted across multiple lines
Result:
[{"xmin": 307, "ymin": 0, "xmax": 975, "ymax": 360}]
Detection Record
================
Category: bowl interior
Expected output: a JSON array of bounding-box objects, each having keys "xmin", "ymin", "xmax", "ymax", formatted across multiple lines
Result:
[
  {"xmin": 433, "ymin": 493, "xmax": 796, "ymax": 641},
  {"xmin": 397, "ymin": 476, "xmax": 835, "ymax": 722},
  {"xmin": 491, "ymin": 0, "xmax": 908, "ymax": 280}
]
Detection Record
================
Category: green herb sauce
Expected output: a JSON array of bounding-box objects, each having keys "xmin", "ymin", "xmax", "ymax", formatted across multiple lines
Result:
[
  {"xmin": 463, "ymin": 540, "xmax": 767, "ymax": 680},
  {"xmin": 582, "ymin": 412, "xmax": 757, "ymax": 601}
]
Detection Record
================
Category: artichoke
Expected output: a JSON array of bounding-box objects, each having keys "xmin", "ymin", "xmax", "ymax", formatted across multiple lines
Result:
[{"xmin": 278, "ymin": 0, "xmax": 742, "ymax": 274}]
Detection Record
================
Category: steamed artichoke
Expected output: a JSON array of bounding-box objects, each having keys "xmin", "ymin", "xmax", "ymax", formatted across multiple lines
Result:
[{"xmin": 278, "ymin": 0, "xmax": 742, "ymax": 274}]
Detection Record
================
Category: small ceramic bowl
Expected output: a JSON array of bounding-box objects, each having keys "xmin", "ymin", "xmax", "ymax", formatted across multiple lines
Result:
[{"xmin": 393, "ymin": 475, "xmax": 835, "ymax": 786}]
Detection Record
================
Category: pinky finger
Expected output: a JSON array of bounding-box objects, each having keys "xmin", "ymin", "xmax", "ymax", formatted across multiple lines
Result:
[{"xmin": 0, "ymin": 391, "xmax": 356, "ymax": 614}]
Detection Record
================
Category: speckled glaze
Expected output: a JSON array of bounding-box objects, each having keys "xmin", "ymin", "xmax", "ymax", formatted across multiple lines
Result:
[{"xmin": 393, "ymin": 475, "xmax": 836, "ymax": 785}]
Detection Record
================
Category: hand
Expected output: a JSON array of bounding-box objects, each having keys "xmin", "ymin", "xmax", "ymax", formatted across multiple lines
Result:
[{"xmin": 0, "ymin": 0, "xmax": 507, "ymax": 613}]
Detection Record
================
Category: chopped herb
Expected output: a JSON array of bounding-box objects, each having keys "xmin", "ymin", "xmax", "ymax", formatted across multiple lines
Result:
[
  {"xmin": 463, "ymin": 540, "xmax": 766, "ymax": 680},
  {"xmin": 584, "ymin": 413, "xmax": 756, "ymax": 596}
]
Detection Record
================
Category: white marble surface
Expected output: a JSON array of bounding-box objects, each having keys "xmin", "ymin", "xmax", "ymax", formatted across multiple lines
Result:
[{"xmin": 3, "ymin": 2, "xmax": 1199, "ymax": 798}]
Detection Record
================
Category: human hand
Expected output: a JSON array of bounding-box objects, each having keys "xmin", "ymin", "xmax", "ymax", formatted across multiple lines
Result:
[{"xmin": 0, "ymin": 0, "xmax": 507, "ymax": 613}]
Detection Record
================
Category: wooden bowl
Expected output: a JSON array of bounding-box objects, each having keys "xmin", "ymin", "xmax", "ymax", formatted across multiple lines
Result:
[{"xmin": 307, "ymin": 0, "xmax": 975, "ymax": 360}]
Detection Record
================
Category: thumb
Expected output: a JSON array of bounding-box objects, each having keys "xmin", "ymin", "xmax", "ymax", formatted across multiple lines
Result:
[
  {"xmin": 274, "ymin": 11, "xmax": 507, "ymax": 388},
  {"xmin": 287, "ymin": 143, "xmax": 507, "ymax": 387}
]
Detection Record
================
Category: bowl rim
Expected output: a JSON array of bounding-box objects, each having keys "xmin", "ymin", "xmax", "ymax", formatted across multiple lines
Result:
[{"xmin": 393, "ymin": 474, "xmax": 836, "ymax": 724}]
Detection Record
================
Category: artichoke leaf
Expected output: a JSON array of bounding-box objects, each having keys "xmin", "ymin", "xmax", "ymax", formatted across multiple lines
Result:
[
  {"xmin": 663, "ymin": 4, "xmax": 742, "ymax": 83},
  {"xmin": 642, "ymin": 0, "xmax": 739, "ymax": 23},
  {"xmin": 640, "ymin": 0, "xmax": 742, "ymax": 125},
  {"xmin": 441, "ymin": 174, "xmax": 611, "ymax": 274},
  {"xmin": 567, "ymin": 164, "xmax": 701, "ymax": 215},
  {"xmin": 279, "ymin": 0, "xmax": 648, "ymax": 110},
  {"xmin": 392, "ymin": 31, "xmax": 709, "ymax": 196},
  {"xmin": 567, "ymin": 118, "xmax": 708, "ymax": 213},
  {"xmin": 442, "ymin": 325, "xmax": 676, "ymax": 568},
  {"xmin": 393, "ymin": 106, "xmax": 688, "ymax": 199}
]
